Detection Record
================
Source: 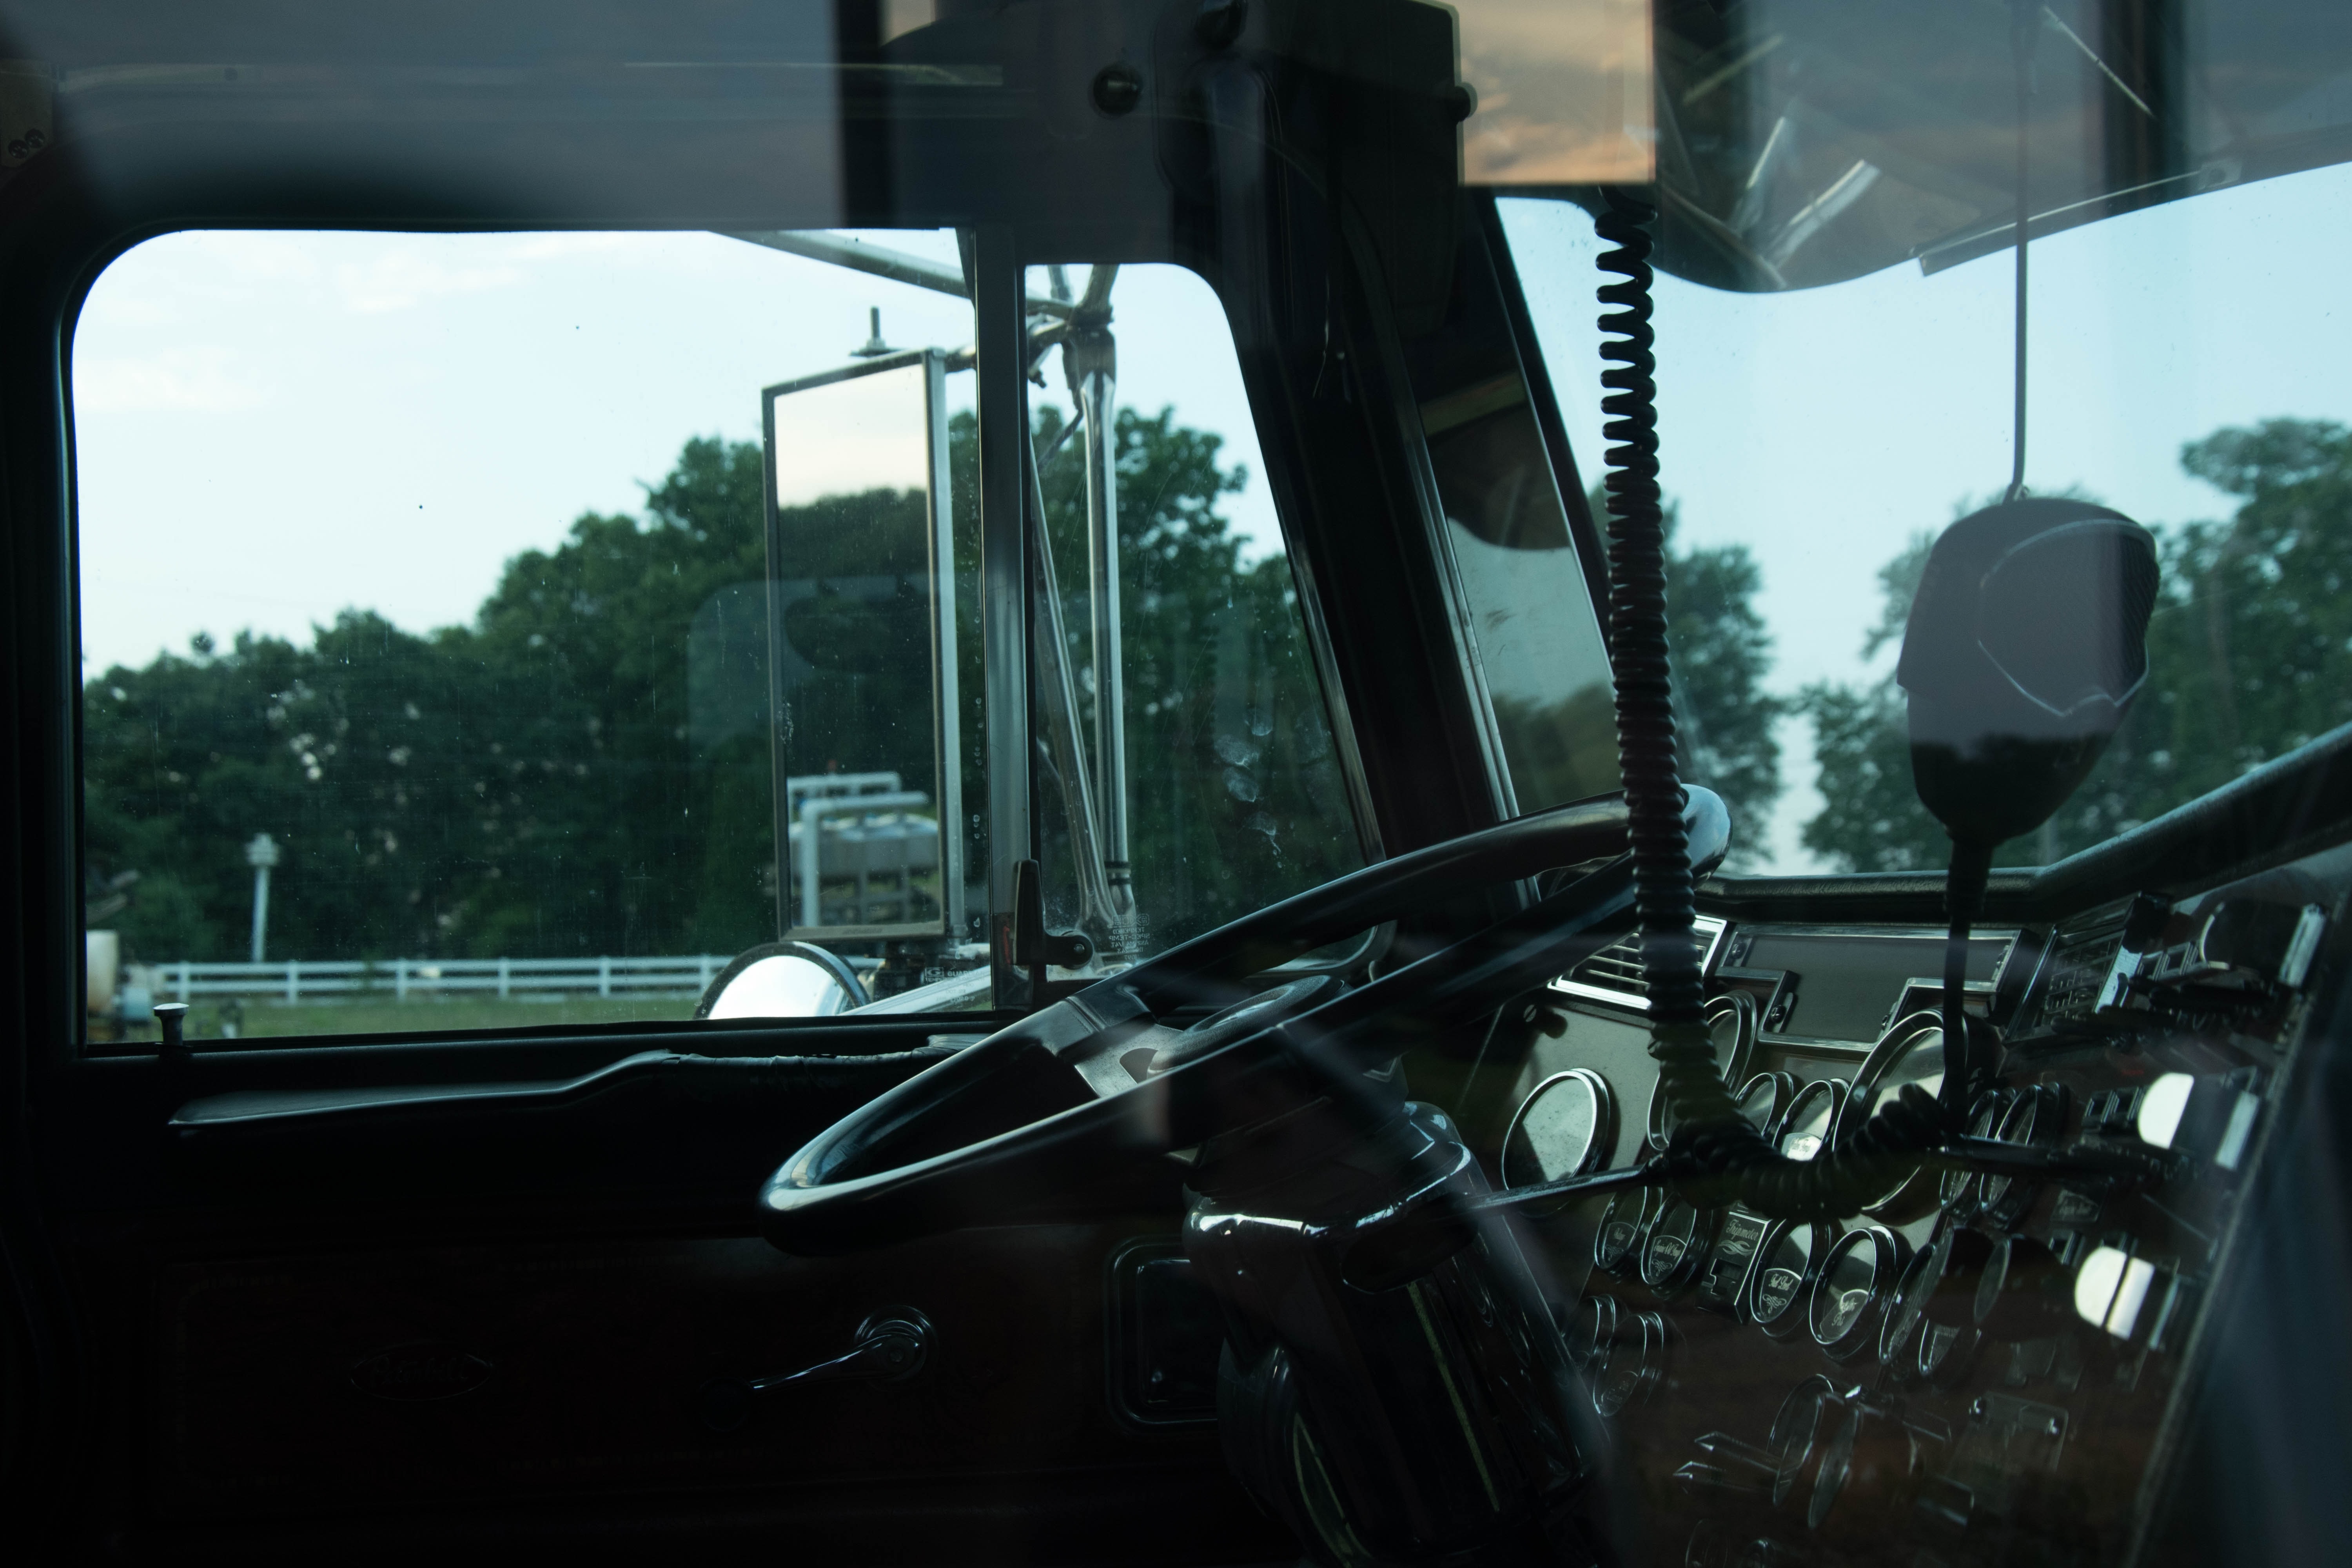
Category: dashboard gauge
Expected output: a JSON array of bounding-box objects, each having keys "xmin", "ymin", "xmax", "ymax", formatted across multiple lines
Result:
[
  {"xmin": 1767, "ymin": 1376, "xmax": 1840, "ymax": 1510},
  {"xmin": 1793, "ymin": 1394, "xmax": 1910, "ymax": 1537},
  {"xmin": 1734, "ymin": 1071, "xmax": 1797, "ymax": 1143},
  {"xmin": 1747, "ymin": 1220, "xmax": 1820, "ymax": 1339},
  {"xmin": 1939, "ymin": 1089, "xmax": 2010, "ymax": 1218},
  {"xmin": 1880, "ymin": 1222, "xmax": 1993, "ymax": 1376},
  {"xmin": 1646, "ymin": 993, "xmax": 1760, "ymax": 1151},
  {"xmin": 1593, "ymin": 1308, "xmax": 1669, "ymax": 1416},
  {"xmin": 1594, "ymin": 1187, "xmax": 1658, "ymax": 1277},
  {"xmin": 1776, "ymin": 1078, "xmax": 1847, "ymax": 1163},
  {"xmin": 1641, "ymin": 1196, "xmax": 1720, "ymax": 1296},
  {"xmin": 1877, "ymin": 1233, "xmax": 1950, "ymax": 1373},
  {"xmin": 1981, "ymin": 1083, "xmax": 2071, "ymax": 1227},
  {"xmin": 1840, "ymin": 1011, "xmax": 1947, "ymax": 1220},
  {"xmin": 1810, "ymin": 1224, "xmax": 1910, "ymax": 1360},
  {"xmin": 1568, "ymin": 1292, "xmax": 1621, "ymax": 1372},
  {"xmin": 1916, "ymin": 1315, "xmax": 1981, "ymax": 1388},
  {"xmin": 1706, "ymin": 991, "xmax": 1759, "ymax": 1084},
  {"xmin": 1502, "ymin": 1069, "xmax": 1617, "ymax": 1187}
]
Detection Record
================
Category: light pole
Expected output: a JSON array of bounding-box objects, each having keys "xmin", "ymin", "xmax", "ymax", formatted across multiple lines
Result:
[{"xmin": 245, "ymin": 832, "xmax": 281, "ymax": 963}]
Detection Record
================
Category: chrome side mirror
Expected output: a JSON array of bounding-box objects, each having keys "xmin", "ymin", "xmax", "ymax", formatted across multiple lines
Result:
[{"xmin": 695, "ymin": 941, "xmax": 871, "ymax": 1021}]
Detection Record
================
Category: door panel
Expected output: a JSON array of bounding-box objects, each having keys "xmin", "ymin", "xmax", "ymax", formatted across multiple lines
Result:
[
  {"xmin": 157, "ymin": 1226, "xmax": 1141, "ymax": 1516},
  {"xmin": 37, "ymin": 1013, "xmax": 1274, "ymax": 1561}
]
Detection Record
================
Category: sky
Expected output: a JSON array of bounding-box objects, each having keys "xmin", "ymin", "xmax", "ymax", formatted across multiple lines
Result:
[
  {"xmin": 73, "ymin": 164, "xmax": 2352, "ymax": 878},
  {"xmin": 1501, "ymin": 163, "xmax": 2352, "ymax": 871},
  {"xmin": 73, "ymin": 229, "xmax": 1280, "ymax": 678}
]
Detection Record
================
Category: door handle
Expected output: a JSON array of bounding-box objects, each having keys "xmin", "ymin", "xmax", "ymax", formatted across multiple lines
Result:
[{"xmin": 698, "ymin": 1308, "xmax": 932, "ymax": 1432}]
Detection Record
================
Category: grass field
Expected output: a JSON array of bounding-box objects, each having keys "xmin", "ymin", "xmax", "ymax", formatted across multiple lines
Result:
[{"xmin": 133, "ymin": 994, "xmax": 701, "ymax": 1042}]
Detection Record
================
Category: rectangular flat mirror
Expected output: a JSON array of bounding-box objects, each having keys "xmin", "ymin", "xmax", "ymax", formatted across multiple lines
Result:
[{"xmin": 763, "ymin": 351, "xmax": 964, "ymax": 943}]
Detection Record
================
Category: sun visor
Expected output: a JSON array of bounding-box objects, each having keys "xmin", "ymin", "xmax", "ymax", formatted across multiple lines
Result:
[{"xmin": 1494, "ymin": 0, "xmax": 2352, "ymax": 296}]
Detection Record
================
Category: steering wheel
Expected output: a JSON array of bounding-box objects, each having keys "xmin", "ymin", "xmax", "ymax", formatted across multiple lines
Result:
[{"xmin": 760, "ymin": 788, "xmax": 1728, "ymax": 1255}]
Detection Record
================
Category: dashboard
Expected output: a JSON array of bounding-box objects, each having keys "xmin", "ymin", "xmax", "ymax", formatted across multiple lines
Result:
[{"xmin": 1491, "ymin": 847, "xmax": 2343, "ymax": 1567}]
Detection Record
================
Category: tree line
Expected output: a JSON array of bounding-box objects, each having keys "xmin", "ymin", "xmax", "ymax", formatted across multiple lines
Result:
[
  {"xmin": 83, "ymin": 403, "xmax": 1363, "ymax": 965},
  {"xmin": 87, "ymin": 401, "xmax": 2344, "ymax": 965},
  {"xmin": 1800, "ymin": 419, "xmax": 2352, "ymax": 871}
]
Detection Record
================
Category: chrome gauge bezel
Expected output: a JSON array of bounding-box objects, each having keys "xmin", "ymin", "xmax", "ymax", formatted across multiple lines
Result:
[
  {"xmin": 1501, "ymin": 1068, "xmax": 1617, "ymax": 1187},
  {"xmin": 1593, "ymin": 1186, "xmax": 1659, "ymax": 1277},
  {"xmin": 1734, "ymin": 1070, "xmax": 1798, "ymax": 1144},
  {"xmin": 1768, "ymin": 1375, "xmax": 1840, "ymax": 1510},
  {"xmin": 1838, "ymin": 1009, "xmax": 1949, "ymax": 1221},
  {"xmin": 1775, "ymin": 1078, "xmax": 1848, "ymax": 1163},
  {"xmin": 1980, "ymin": 1082, "xmax": 2072, "ymax": 1227},
  {"xmin": 1746, "ymin": 1218, "xmax": 1822, "ymax": 1339},
  {"xmin": 1592, "ymin": 1306, "xmax": 1669, "ymax": 1417},
  {"xmin": 1939, "ymin": 1088, "xmax": 2010, "ymax": 1219},
  {"xmin": 1639, "ymin": 1194, "xmax": 1720, "ymax": 1297},
  {"xmin": 1809, "ymin": 1223, "xmax": 1909, "ymax": 1361},
  {"xmin": 1877, "ymin": 1231, "xmax": 1946, "ymax": 1372},
  {"xmin": 1917, "ymin": 1312, "xmax": 1982, "ymax": 1388},
  {"xmin": 1647, "ymin": 991, "xmax": 1759, "ymax": 1151},
  {"xmin": 1568, "ymin": 1291, "xmax": 1620, "ymax": 1372},
  {"xmin": 1707, "ymin": 989, "xmax": 1760, "ymax": 1089}
]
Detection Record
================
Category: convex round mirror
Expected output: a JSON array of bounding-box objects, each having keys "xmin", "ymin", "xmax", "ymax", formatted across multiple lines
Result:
[{"xmin": 696, "ymin": 941, "xmax": 871, "ymax": 1020}]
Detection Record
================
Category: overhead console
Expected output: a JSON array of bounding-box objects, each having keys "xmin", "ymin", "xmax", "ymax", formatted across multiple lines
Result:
[{"xmin": 1497, "ymin": 844, "xmax": 2345, "ymax": 1567}]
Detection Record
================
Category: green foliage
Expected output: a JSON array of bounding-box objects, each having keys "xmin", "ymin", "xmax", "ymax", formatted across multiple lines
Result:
[
  {"xmin": 1029, "ymin": 403, "xmax": 1362, "ymax": 947},
  {"xmin": 85, "ymin": 405, "xmax": 1359, "ymax": 964},
  {"xmin": 1583, "ymin": 486, "xmax": 1786, "ymax": 867},
  {"xmin": 87, "ymin": 436, "xmax": 786, "ymax": 962},
  {"xmin": 1801, "ymin": 421, "xmax": 2352, "ymax": 871},
  {"xmin": 1668, "ymin": 517, "xmax": 1783, "ymax": 866}
]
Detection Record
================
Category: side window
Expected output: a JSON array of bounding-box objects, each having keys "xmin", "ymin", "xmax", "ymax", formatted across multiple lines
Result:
[
  {"xmin": 1418, "ymin": 363, "xmax": 1621, "ymax": 817},
  {"xmin": 1020, "ymin": 264, "xmax": 1364, "ymax": 960},
  {"xmin": 74, "ymin": 233, "xmax": 1359, "ymax": 1042}
]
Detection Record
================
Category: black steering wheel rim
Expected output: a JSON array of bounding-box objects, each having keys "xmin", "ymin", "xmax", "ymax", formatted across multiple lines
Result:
[{"xmin": 759, "ymin": 788, "xmax": 1728, "ymax": 1256}]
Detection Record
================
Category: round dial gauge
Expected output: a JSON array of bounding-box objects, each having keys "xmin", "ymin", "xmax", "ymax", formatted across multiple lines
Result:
[
  {"xmin": 1810, "ymin": 1224, "xmax": 1910, "ymax": 1360},
  {"xmin": 1981, "ymin": 1083, "xmax": 2072, "ymax": 1227},
  {"xmin": 1706, "ymin": 991, "xmax": 1759, "ymax": 1083},
  {"xmin": 1917, "ymin": 1313, "xmax": 1981, "ymax": 1388},
  {"xmin": 1776, "ymin": 1079, "xmax": 1847, "ymax": 1163},
  {"xmin": 1640, "ymin": 1196, "xmax": 1719, "ymax": 1297},
  {"xmin": 1940, "ymin": 1089, "xmax": 2009, "ymax": 1219},
  {"xmin": 1568, "ymin": 1292, "xmax": 1621, "ymax": 1372},
  {"xmin": 1840, "ymin": 1011, "xmax": 1947, "ymax": 1220},
  {"xmin": 1646, "ymin": 993, "xmax": 1760, "ymax": 1150},
  {"xmin": 1768, "ymin": 1376, "xmax": 1839, "ymax": 1510},
  {"xmin": 1501, "ymin": 1069, "xmax": 1616, "ymax": 1187},
  {"xmin": 1734, "ymin": 1071, "xmax": 1797, "ymax": 1143},
  {"xmin": 1747, "ymin": 1219, "xmax": 1819, "ymax": 1339},
  {"xmin": 1877, "ymin": 1236, "xmax": 1947, "ymax": 1372},
  {"xmin": 1593, "ymin": 1187, "xmax": 1657, "ymax": 1277},
  {"xmin": 1592, "ymin": 1308, "xmax": 1668, "ymax": 1416}
]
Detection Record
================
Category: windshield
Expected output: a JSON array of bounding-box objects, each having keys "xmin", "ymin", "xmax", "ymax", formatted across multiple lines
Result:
[
  {"xmin": 1497, "ymin": 160, "xmax": 2352, "ymax": 874},
  {"xmin": 74, "ymin": 230, "xmax": 1356, "ymax": 1038}
]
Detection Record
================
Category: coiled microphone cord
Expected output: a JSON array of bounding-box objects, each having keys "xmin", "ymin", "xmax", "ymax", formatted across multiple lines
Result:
[{"xmin": 1593, "ymin": 192, "xmax": 1954, "ymax": 1219}]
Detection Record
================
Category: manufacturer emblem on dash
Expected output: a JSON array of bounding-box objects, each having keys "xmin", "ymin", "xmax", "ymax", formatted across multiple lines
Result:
[{"xmin": 350, "ymin": 1341, "xmax": 495, "ymax": 1402}]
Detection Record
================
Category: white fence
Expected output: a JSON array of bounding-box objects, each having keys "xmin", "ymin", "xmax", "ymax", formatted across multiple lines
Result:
[{"xmin": 153, "ymin": 955, "xmax": 736, "ymax": 1005}]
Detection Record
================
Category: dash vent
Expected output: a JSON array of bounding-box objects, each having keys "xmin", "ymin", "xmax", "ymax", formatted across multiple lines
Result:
[{"xmin": 1556, "ymin": 916, "xmax": 1728, "ymax": 1010}]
